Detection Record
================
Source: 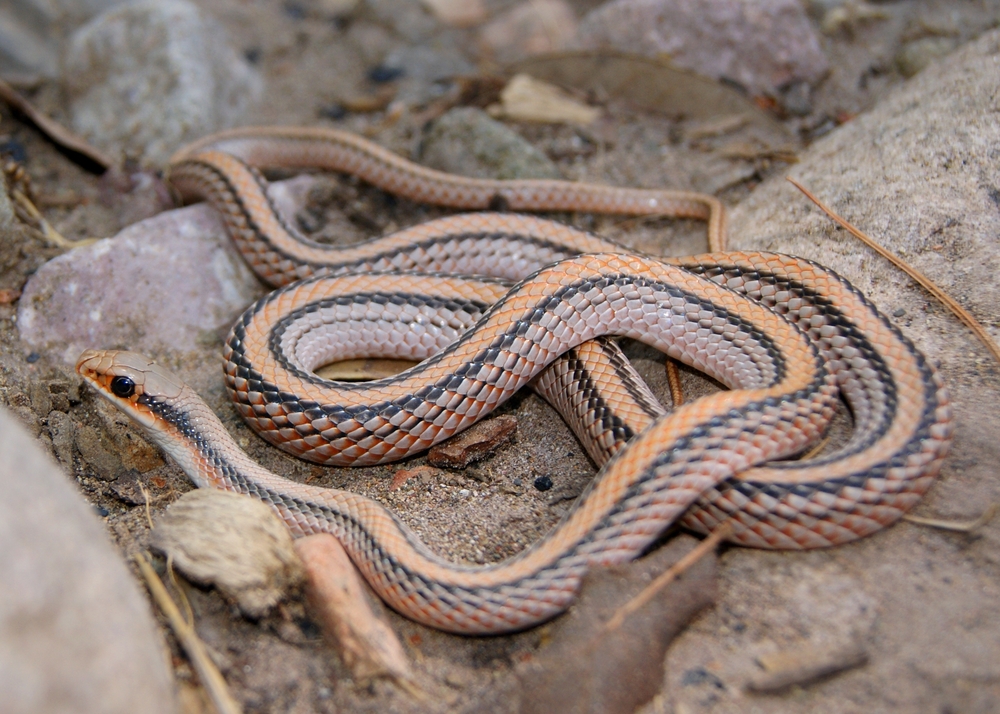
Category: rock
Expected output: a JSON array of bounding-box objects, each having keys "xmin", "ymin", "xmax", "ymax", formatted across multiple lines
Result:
[
  {"xmin": 4, "ymin": 6, "xmax": 123, "ymax": 86},
  {"xmin": 0, "ymin": 2, "xmax": 61, "ymax": 81},
  {"xmin": 74, "ymin": 422, "xmax": 124, "ymax": 480},
  {"xmin": 0, "ymin": 407, "xmax": 176, "ymax": 714},
  {"xmin": 517, "ymin": 536, "xmax": 717, "ymax": 714},
  {"xmin": 895, "ymin": 36, "xmax": 959, "ymax": 78},
  {"xmin": 150, "ymin": 489, "xmax": 305, "ymax": 618},
  {"xmin": 16, "ymin": 202, "xmax": 263, "ymax": 367},
  {"xmin": 574, "ymin": 0, "xmax": 829, "ymax": 96},
  {"xmin": 63, "ymin": 0, "xmax": 263, "ymax": 166},
  {"xmin": 727, "ymin": 29, "xmax": 1000, "ymax": 367},
  {"xmin": 428, "ymin": 414, "xmax": 518, "ymax": 469},
  {"xmin": 294, "ymin": 534, "xmax": 415, "ymax": 684},
  {"xmin": 378, "ymin": 44, "xmax": 476, "ymax": 106},
  {"xmin": 477, "ymin": 0, "xmax": 578, "ymax": 65},
  {"xmin": 362, "ymin": 0, "xmax": 438, "ymax": 42},
  {"xmin": 47, "ymin": 409, "xmax": 76, "ymax": 467},
  {"xmin": 662, "ymin": 32, "xmax": 1000, "ymax": 711},
  {"xmin": 419, "ymin": 107, "xmax": 561, "ymax": 180},
  {"xmin": 0, "ymin": 169, "xmax": 18, "ymax": 236}
]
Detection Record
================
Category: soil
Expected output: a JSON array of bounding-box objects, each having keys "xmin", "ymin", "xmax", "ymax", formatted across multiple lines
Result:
[{"xmin": 2, "ymin": 1, "xmax": 999, "ymax": 713}]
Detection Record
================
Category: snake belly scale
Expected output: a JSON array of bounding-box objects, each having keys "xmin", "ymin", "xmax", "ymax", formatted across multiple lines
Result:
[{"xmin": 76, "ymin": 127, "xmax": 954, "ymax": 634}]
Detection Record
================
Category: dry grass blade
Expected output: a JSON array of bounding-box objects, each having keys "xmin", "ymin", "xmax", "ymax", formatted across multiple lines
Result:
[
  {"xmin": 903, "ymin": 503, "xmax": 998, "ymax": 533},
  {"xmin": 134, "ymin": 552, "xmax": 243, "ymax": 714},
  {"xmin": 10, "ymin": 187, "xmax": 98, "ymax": 248},
  {"xmin": 603, "ymin": 523, "xmax": 730, "ymax": 633},
  {"xmin": 787, "ymin": 177, "xmax": 1000, "ymax": 367}
]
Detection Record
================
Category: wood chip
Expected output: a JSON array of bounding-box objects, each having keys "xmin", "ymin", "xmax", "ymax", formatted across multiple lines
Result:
[
  {"xmin": 420, "ymin": 0, "xmax": 486, "ymax": 27},
  {"xmin": 427, "ymin": 414, "xmax": 517, "ymax": 468},
  {"xmin": 0, "ymin": 288, "xmax": 21, "ymax": 304},
  {"xmin": 490, "ymin": 74, "xmax": 600, "ymax": 126},
  {"xmin": 747, "ymin": 640, "xmax": 868, "ymax": 693},
  {"xmin": 294, "ymin": 534, "xmax": 418, "ymax": 689},
  {"xmin": 390, "ymin": 465, "xmax": 444, "ymax": 491}
]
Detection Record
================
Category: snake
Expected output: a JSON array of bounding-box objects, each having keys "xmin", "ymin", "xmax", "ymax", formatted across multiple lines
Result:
[{"xmin": 76, "ymin": 127, "xmax": 953, "ymax": 634}]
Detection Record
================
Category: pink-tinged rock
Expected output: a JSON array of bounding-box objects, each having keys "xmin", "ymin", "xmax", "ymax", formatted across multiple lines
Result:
[
  {"xmin": 17, "ymin": 203, "xmax": 264, "ymax": 367},
  {"xmin": 478, "ymin": 0, "xmax": 578, "ymax": 65},
  {"xmin": 0, "ymin": 408, "xmax": 177, "ymax": 714},
  {"xmin": 574, "ymin": 0, "xmax": 828, "ymax": 95}
]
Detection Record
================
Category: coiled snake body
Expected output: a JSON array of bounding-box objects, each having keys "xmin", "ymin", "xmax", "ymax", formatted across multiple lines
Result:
[{"xmin": 77, "ymin": 127, "xmax": 953, "ymax": 634}]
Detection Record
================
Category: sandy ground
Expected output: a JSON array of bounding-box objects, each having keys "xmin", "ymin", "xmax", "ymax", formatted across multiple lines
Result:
[{"xmin": 2, "ymin": 1, "xmax": 999, "ymax": 712}]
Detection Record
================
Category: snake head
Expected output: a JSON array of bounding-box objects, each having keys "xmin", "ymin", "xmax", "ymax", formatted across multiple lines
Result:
[{"xmin": 76, "ymin": 349, "xmax": 184, "ymax": 429}]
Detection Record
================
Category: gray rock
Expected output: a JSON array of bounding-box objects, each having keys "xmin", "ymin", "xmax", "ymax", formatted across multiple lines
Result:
[
  {"xmin": 659, "ymin": 31, "xmax": 1000, "ymax": 710},
  {"xmin": 477, "ymin": 0, "xmax": 578, "ymax": 66},
  {"xmin": 63, "ymin": 0, "xmax": 263, "ymax": 166},
  {"xmin": 574, "ymin": 0, "xmax": 829, "ymax": 95},
  {"xmin": 47, "ymin": 409, "xmax": 76, "ymax": 467},
  {"xmin": 380, "ymin": 44, "xmax": 475, "ymax": 106},
  {"xmin": 727, "ymin": 29, "xmax": 1000, "ymax": 363},
  {"xmin": 0, "ymin": 1, "xmax": 126, "ymax": 82},
  {"xmin": 895, "ymin": 36, "xmax": 960, "ymax": 78},
  {"xmin": 419, "ymin": 107, "xmax": 561, "ymax": 180},
  {"xmin": 0, "ymin": 171, "xmax": 18, "ymax": 236},
  {"xmin": 0, "ymin": 407, "xmax": 177, "ymax": 714},
  {"xmin": 16, "ymin": 203, "xmax": 264, "ymax": 367},
  {"xmin": 74, "ymin": 423, "xmax": 124, "ymax": 481},
  {"xmin": 361, "ymin": 0, "xmax": 439, "ymax": 42}
]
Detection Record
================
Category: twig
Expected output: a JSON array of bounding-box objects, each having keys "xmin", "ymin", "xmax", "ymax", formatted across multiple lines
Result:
[
  {"xmin": 0, "ymin": 77, "xmax": 114, "ymax": 171},
  {"xmin": 787, "ymin": 177, "xmax": 1000, "ymax": 368},
  {"xmin": 903, "ymin": 503, "xmax": 998, "ymax": 533},
  {"xmin": 665, "ymin": 359, "xmax": 684, "ymax": 406},
  {"xmin": 603, "ymin": 523, "xmax": 731, "ymax": 633},
  {"xmin": 134, "ymin": 552, "xmax": 243, "ymax": 714},
  {"xmin": 10, "ymin": 187, "xmax": 98, "ymax": 248},
  {"xmin": 801, "ymin": 435, "xmax": 831, "ymax": 460}
]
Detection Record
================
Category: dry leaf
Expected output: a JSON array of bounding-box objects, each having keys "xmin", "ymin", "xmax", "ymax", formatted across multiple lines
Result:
[{"xmin": 491, "ymin": 74, "xmax": 600, "ymax": 126}]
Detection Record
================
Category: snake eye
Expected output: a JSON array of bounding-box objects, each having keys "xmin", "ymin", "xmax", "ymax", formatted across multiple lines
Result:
[{"xmin": 110, "ymin": 376, "xmax": 136, "ymax": 398}]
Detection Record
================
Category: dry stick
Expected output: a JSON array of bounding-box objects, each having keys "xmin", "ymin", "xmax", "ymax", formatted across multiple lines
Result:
[
  {"xmin": 603, "ymin": 523, "xmax": 731, "ymax": 633},
  {"xmin": 786, "ymin": 177, "xmax": 1000, "ymax": 367},
  {"xmin": 134, "ymin": 552, "xmax": 243, "ymax": 714},
  {"xmin": 0, "ymin": 77, "xmax": 114, "ymax": 170}
]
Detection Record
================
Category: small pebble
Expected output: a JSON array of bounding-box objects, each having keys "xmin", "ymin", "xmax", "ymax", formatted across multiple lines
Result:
[
  {"xmin": 318, "ymin": 103, "xmax": 347, "ymax": 120},
  {"xmin": 893, "ymin": 308, "xmax": 906, "ymax": 317},
  {"xmin": 512, "ymin": 477, "xmax": 523, "ymax": 487},
  {"xmin": 533, "ymin": 475, "xmax": 553, "ymax": 492},
  {"xmin": 459, "ymin": 489, "xmax": 471, "ymax": 497},
  {"xmin": 26, "ymin": 352, "xmax": 40, "ymax": 364},
  {"xmin": 0, "ymin": 138, "xmax": 28, "ymax": 163},
  {"xmin": 93, "ymin": 505, "xmax": 110, "ymax": 517},
  {"xmin": 368, "ymin": 65, "xmax": 405, "ymax": 83}
]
